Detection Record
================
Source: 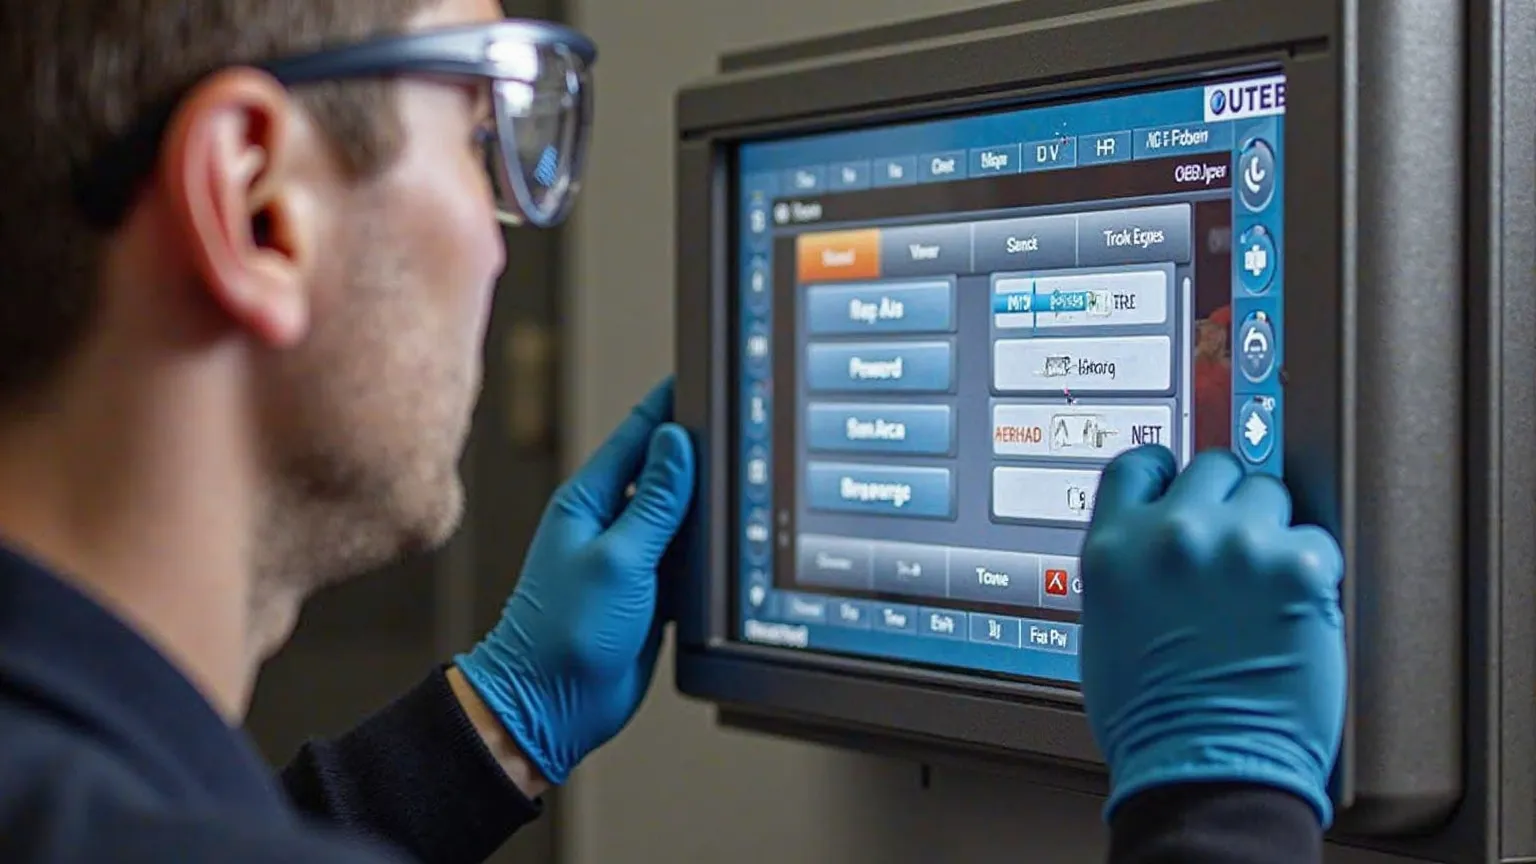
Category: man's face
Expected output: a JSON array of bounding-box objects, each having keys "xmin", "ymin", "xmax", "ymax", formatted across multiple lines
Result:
[{"xmin": 257, "ymin": 0, "xmax": 508, "ymax": 586}]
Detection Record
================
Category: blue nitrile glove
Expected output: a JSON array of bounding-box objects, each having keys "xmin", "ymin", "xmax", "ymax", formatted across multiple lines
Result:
[
  {"xmin": 1080, "ymin": 446, "xmax": 1345, "ymax": 826},
  {"xmin": 455, "ymin": 378, "xmax": 694, "ymax": 785}
]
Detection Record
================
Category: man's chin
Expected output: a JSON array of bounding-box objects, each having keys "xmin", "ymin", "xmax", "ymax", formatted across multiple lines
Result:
[{"xmin": 403, "ymin": 475, "xmax": 467, "ymax": 556}]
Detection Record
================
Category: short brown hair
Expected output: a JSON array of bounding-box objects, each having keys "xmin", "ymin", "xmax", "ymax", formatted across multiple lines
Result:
[{"xmin": 0, "ymin": 2, "xmax": 436, "ymax": 406}]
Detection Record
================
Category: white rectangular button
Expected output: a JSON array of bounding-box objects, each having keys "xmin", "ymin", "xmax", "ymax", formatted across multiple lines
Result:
[
  {"xmin": 993, "ymin": 335, "xmax": 1172, "ymax": 393},
  {"xmin": 992, "ymin": 402, "xmax": 1174, "ymax": 459},
  {"xmin": 993, "ymin": 466, "xmax": 1103, "ymax": 524}
]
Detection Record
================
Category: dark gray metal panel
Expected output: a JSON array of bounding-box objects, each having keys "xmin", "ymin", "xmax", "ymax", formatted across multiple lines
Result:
[
  {"xmin": 1491, "ymin": 0, "xmax": 1536, "ymax": 857},
  {"xmin": 717, "ymin": 0, "xmax": 1133, "ymax": 74},
  {"xmin": 1326, "ymin": 0, "xmax": 1466, "ymax": 836},
  {"xmin": 676, "ymin": 0, "xmax": 1334, "ymax": 138}
]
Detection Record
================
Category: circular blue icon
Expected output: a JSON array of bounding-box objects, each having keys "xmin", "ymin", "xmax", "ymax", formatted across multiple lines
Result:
[
  {"xmin": 746, "ymin": 582, "xmax": 769, "ymax": 610},
  {"xmin": 745, "ymin": 568, "xmax": 770, "ymax": 610},
  {"xmin": 1237, "ymin": 138, "xmax": 1277, "ymax": 212},
  {"xmin": 1236, "ymin": 225, "xmax": 1277, "ymax": 294},
  {"xmin": 745, "ymin": 508, "xmax": 770, "ymax": 563},
  {"xmin": 743, "ymin": 382, "xmax": 770, "ymax": 440},
  {"xmin": 1237, "ymin": 311, "xmax": 1277, "ymax": 383},
  {"xmin": 1209, "ymin": 89, "xmax": 1227, "ymax": 116},
  {"xmin": 745, "ymin": 446, "xmax": 769, "ymax": 502},
  {"xmin": 1237, "ymin": 398, "xmax": 1276, "ymax": 464},
  {"xmin": 745, "ymin": 321, "xmax": 769, "ymax": 372},
  {"xmin": 747, "ymin": 256, "xmax": 769, "ymax": 310}
]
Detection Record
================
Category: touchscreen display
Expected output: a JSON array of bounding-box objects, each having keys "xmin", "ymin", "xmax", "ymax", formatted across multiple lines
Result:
[{"xmin": 733, "ymin": 72, "xmax": 1286, "ymax": 686}]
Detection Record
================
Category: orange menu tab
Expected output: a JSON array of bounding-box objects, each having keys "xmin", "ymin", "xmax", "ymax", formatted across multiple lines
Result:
[{"xmin": 796, "ymin": 229, "xmax": 882, "ymax": 283}]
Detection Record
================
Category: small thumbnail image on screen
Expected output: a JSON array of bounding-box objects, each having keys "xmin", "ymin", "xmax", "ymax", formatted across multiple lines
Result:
[{"xmin": 1193, "ymin": 201, "xmax": 1233, "ymax": 454}]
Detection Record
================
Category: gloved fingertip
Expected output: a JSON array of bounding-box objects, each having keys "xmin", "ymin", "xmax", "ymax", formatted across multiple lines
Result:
[
  {"xmin": 1127, "ymin": 442, "xmax": 1179, "ymax": 475},
  {"xmin": 647, "ymin": 423, "xmax": 695, "ymax": 479},
  {"xmin": 635, "ymin": 377, "xmax": 676, "ymax": 424}
]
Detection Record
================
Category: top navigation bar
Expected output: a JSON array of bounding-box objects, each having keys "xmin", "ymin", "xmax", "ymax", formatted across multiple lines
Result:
[
  {"xmin": 794, "ymin": 203, "xmax": 1192, "ymax": 283},
  {"xmin": 748, "ymin": 121, "xmax": 1235, "ymax": 199}
]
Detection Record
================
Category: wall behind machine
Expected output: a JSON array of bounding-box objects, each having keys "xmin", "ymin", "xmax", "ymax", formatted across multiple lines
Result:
[{"xmin": 562, "ymin": 1, "xmax": 1415, "ymax": 862}]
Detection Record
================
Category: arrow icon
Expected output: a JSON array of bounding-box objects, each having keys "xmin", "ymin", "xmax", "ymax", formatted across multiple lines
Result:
[{"xmin": 1243, "ymin": 410, "xmax": 1269, "ymax": 447}]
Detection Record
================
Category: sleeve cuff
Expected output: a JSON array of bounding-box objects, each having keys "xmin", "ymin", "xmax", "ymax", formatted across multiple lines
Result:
[
  {"xmin": 282, "ymin": 666, "xmax": 542, "ymax": 864},
  {"xmin": 1110, "ymin": 782, "xmax": 1322, "ymax": 864}
]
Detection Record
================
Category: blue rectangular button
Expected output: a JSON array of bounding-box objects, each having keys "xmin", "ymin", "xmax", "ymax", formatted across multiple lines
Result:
[
  {"xmin": 918, "ymin": 151, "xmax": 966, "ymax": 183},
  {"xmin": 805, "ymin": 403, "xmax": 954, "ymax": 457},
  {"xmin": 830, "ymin": 599, "xmax": 872, "ymax": 630},
  {"xmin": 804, "ymin": 340, "xmax": 954, "ymax": 394},
  {"xmin": 1023, "ymin": 137, "xmax": 1077, "ymax": 171},
  {"xmin": 872, "ymin": 156, "xmax": 917, "ymax": 187},
  {"xmin": 782, "ymin": 166, "xmax": 825, "ymax": 193},
  {"xmin": 805, "ymin": 462, "xmax": 955, "ymax": 520},
  {"xmin": 970, "ymin": 613, "xmax": 1023, "ymax": 647},
  {"xmin": 970, "ymin": 144, "xmax": 1021, "ymax": 175},
  {"xmin": 1079, "ymin": 131, "xmax": 1132, "ymax": 165},
  {"xmin": 1133, "ymin": 122, "xmax": 1234, "ymax": 159},
  {"xmin": 873, "ymin": 603, "xmax": 919, "ymax": 634},
  {"xmin": 1023, "ymin": 619, "xmax": 1079, "ymax": 655},
  {"xmin": 919, "ymin": 607, "xmax": 967, "ymax": 640},
  {"xmin": 828, "ymin": 161, "xmax": 870, "ymax": 191},
  {"xmin": 781, "ymin": 593, "xmax": 829, "ymax": 624},
  {"xmin": 804, "ymin": 280, "xmax": 955, "ymax": 336}
]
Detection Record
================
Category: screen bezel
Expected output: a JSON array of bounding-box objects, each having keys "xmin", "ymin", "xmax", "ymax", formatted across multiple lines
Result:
[
  {"xmin": 704, "ymin": 62, "xmax": 1310, "ymax": 714},
  {"xmin": 672, "ymin": 0, "xmax": 1465, "ymax": 833}
]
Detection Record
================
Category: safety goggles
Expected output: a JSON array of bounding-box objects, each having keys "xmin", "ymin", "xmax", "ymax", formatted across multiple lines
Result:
[{"xmin": 76, "ymin": 20, "xmax": 596, "ymax": 230}]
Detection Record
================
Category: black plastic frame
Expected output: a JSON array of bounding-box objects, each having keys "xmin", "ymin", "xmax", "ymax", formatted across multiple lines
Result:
[{"xmin": 672, "ymin": 0, "xmax": 1492, "ymax": 854}]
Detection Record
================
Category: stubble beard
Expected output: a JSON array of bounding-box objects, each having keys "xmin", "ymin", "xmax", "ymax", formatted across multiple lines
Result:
[{"xmin": 246, "ymin": 222, "xmax": 476, "ymax": 657}]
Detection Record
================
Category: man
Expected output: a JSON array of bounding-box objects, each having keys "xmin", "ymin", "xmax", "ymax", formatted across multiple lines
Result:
[
  {"xmin": 0, "ymin": 2, "xmax": 693, "ymax": 862},
  {"xmin": 0, "ymin": 3, "xmax": 1347, "ymax": 864}
]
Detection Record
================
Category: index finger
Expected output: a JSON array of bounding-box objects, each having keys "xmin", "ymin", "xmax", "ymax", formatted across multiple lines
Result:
[{"xmin": 1090, "ymin": 444, "xmax": 1177, "ymax": 526}]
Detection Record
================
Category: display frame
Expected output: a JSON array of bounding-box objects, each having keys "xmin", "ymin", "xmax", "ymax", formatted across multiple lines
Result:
[{"xmin": 672, "ymin": 0, "xmax": 1468, "ymax": 843}]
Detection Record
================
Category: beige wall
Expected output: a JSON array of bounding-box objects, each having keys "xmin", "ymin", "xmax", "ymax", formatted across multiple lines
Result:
[{"xmin": 560, "ymin": 2, "xmax": 1414, "ymax": 861}]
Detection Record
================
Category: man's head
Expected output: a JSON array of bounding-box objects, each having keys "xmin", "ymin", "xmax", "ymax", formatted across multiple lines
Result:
[{"xmin": 0, "ymin": 1, "xmax": 562, "ymax": 642}]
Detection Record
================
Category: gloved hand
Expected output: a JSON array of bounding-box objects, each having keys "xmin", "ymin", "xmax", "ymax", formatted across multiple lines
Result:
[
  {"xmin": 1080, "ymin": 446, "xmax": 1345, "ymax": 826},
  {"xmin": 455, "ymin": 378, "xmax": 694, "ymax": 785}
]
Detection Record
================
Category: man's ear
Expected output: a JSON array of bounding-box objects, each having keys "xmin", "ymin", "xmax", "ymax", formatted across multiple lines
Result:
[{"xmin": 157, "ymin": 68, "xmax": 324, "ymax": 349}]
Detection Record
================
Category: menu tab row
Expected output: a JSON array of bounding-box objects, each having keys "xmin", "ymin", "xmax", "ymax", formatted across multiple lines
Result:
[
  {"xmin": 795, "ymin": 204, "xmax": 1192, "ymax": 284},
  {"xmin": 769, "ymin": 591, "xmax": 1081, "ymax": 655},
  {"xmin": 775, "ymin": 592, "xmax": 1081, "ymax": 654},
  {"xmin": 795, "ymin": 533, "xmax": 1084, "ymax": 612},
  {"xmin": 764, "ymin": 121, "xmax": 1235, "ymax": 195}
]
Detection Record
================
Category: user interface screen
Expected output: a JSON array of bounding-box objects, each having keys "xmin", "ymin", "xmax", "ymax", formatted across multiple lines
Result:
[{"xmin": 732, "ymin": 72, "xmax": 1286, "ymax": 686}]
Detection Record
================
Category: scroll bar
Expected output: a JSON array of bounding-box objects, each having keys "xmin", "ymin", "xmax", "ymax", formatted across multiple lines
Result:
[{"xmin": 1180, "ymin": 275, "xmax": 1193, "ymax": 465}]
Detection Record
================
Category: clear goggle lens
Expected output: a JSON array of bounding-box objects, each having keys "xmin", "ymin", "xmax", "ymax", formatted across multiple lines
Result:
[{"xmin": 484, "ymin": 41, "xmax": 591, "ymax": 228}]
